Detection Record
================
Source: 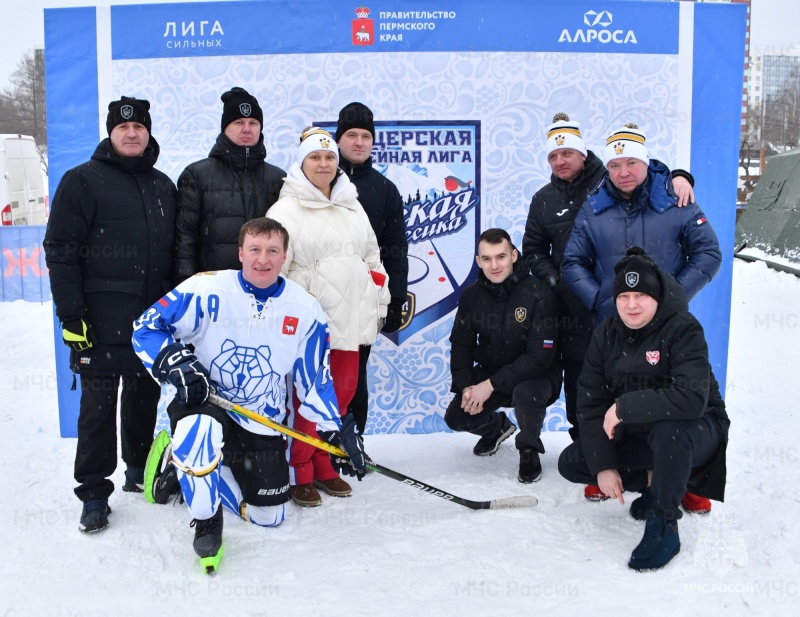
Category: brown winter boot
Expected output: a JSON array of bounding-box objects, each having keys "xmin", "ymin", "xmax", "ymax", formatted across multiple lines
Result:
[
  {"xmin": 313, "ymin": 477, "xmax": 353, "ymax": 497},
  {"xmin": 290, "ymin": 483, "xmax": 322, "ymax": 507}
]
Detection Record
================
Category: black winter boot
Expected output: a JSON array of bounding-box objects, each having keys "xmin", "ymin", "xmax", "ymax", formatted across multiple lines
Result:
[
  {"xmin": 79, "ymin": 499, "xmax": 111, "ymax": 533},
  {"xmin": 628, "ymin": 511, "xmax": 680, "ymax": 571},
  {"xmin": 518, "ymin": 448, "xmax": 542, "ymax": 483}
]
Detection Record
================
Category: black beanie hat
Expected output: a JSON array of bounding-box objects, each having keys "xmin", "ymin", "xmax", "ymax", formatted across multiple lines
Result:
[
  {"xmin": 335, "ymin": 102, "xmax": 375, "ymax": 142},
  {"xmin": 106, "ymin": 96, "xmax": 151, "ymax": 135},
  {"xmin": 220, "ymin": 87, "xmax": 264, "ymax": 132},
  {"xmin": 613, "ymin": 247, "xmax": 663, "ymax": 302}
]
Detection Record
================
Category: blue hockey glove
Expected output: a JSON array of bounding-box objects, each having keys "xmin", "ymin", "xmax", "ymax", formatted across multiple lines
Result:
[
  {"xmin": 62, "ymin": 318, "xmax": 95, "ymax": 351},
  {"xmin": 319, "ymin": 414, "xmax": 367, "ymax": 480},
  {"xmin": 153, "ymin": 343, "xmax": 211, "ymax": 406}
]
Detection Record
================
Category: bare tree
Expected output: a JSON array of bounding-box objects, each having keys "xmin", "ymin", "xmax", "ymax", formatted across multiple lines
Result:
[{"xmin": 0, "ymin": 49, "xmax": 47, "ymax": 164}]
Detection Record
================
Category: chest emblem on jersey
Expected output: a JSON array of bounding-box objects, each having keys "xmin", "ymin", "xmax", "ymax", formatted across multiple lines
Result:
[
  {"xmin": 514, "ymin": 307, "xmax": 527, "ymax": 323},
  {"xmin": 646, "ymin": 350, "xmax": 660, "ymax": 365},
  {"xmin": 283, "ymin": 316, "xmax": 299, "ymax": 335}
]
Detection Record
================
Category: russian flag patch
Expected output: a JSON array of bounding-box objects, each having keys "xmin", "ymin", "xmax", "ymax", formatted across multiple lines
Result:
[{"xmin": 543, "ymin": 340, "xmax": 554, "ymax": 349}]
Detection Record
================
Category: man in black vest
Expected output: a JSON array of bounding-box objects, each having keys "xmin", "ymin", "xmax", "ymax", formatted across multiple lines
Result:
[{"xmin": 44, "ymin": 96, "xmax": 177, "ymax": 533}]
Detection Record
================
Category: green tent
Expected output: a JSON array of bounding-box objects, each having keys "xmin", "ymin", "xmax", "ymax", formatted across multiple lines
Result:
[{"xmin": 736, "ymin": 148, "xmax": 800, "ymax": 269}]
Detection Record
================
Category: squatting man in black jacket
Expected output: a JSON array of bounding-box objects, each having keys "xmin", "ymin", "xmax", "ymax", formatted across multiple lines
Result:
[
  {"xmin": 44, "ymin": 96, "xmax": 177, "ymax": 533},
  {"xmin": 446, "ymin": 228, "xmax": 561, "ymax": 483},
  {"xmin": 558, "ymin": 248, "xmax": 729, "ymax": 571}
]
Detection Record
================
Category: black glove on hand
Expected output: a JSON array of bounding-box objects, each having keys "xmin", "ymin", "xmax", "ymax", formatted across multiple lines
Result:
[
  {"xmin": 319, "ymin": 413, "xmax": 367, "ymax": 480},
  {"xmin": 153, "ymin": 343, "xmax": 211, "ymax": 406},
  {"xmin": 382, "ymin": 296, "xmax": 405, "ymax": 333},
  {"xmin": 62, "ymin": 318, "xmax": 95, "ymax": 351},
  {"xmin": 545, "ymin": 273, "xmax": 559, "ymax": 289}
]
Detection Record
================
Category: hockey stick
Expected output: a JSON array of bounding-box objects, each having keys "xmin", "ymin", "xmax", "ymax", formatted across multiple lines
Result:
[{"xmin": 207, "ymin": 394, "xmax": 537, "ymax": 510}]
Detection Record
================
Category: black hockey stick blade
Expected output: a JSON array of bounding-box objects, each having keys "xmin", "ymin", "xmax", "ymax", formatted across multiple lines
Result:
[{"xmin": 369, "ymin": 462, "xmax": 538, "ymax": 510}]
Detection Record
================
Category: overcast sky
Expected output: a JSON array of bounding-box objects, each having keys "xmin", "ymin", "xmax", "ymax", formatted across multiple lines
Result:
[{"xmin": 0, "ymin": 0, "xmax": 796, "ymax": 88}]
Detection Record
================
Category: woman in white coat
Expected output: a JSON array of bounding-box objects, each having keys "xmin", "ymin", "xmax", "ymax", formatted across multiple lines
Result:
[{"xmin": 268, "ymin": 127, "xmax": 390, "ymax": 506}]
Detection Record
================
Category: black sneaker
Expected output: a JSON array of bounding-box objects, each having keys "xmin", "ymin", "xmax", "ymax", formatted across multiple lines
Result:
[
  {"xmin": 190, "ymin": 507, "xmax": 223, "ymax": 558},
  {"xmin": 472, "ymin": 413, "xmax": 516, "ymax": 456},
  {"xmin": 518, "ymin": 448, "xmax": 542, "ymax": 483},
  {"xmin": 122, "ymin": 466, "xmax": 144, "ymax": 493},
  {"xmin": 79, "ymin": 499, "xmax": 111, "ymax": 533}
]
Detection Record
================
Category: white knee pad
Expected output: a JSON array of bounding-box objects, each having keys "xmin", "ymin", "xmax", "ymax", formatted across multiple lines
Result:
[{"xmin": 172, "ymin": 414, "xmax": 224, "ymax": 475}]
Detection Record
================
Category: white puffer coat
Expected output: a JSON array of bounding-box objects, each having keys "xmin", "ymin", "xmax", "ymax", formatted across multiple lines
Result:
[{"xmin": 268, "ymin": 163, "xmax": 390, "ymax": 351}]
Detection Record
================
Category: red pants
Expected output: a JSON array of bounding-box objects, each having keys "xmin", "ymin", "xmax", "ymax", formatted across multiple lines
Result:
[{"xmin": 288, "ymin": 349, "xmax": 358, "ymax": 486}]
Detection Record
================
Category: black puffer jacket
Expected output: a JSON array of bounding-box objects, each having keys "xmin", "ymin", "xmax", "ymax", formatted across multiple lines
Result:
[
  {"xmin": 449, "ymin": 255, "xmax": 561, "ymax": 398},
  {"xmin": 522, "ymin": 151, "xmax": 604, "ymax": 355},
  {"xmin": 340, "ymin": 155, "xmax": 408, "ymax": 300},
  {"xmin": 173, "ymin": 133, "xmax": 285, "ymax": 284},
  {"xmin": 523, "ymin": 150, "xmax": 606, "ymax": 286},
  {"xmin": 577, "ymin": 272, "xmax": 730, "ymax": 500},
  {"xmin": 44, "ymin": 137, "xmax": 177, "ymax": 375}
]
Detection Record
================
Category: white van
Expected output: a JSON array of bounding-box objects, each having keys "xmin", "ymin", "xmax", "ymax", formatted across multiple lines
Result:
[{"xmin": 0, "ymin": 134, "xmax": 48, "ymax": 226}]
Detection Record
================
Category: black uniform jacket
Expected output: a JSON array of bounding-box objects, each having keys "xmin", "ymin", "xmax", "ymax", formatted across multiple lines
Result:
[
  {"xmin": 449, "ymin": 255, "xmax": 561, "ymax": 398},
  {"xmin": 340, "ymin": 155, "xmax": 408, "ymax": 301},
  {"xmin": 522, "ymin": 151, "xmax": 605, "ymax": 357},
  {"xmin": 173, "ymin": 132, "xmax": 285, "ymax": 284},
  {"xmin": 44, "ymin": 137, "xmax": 177, "ymax": 375},
  {"xmin": 577, "ymin": 273, "xmax": 730, "ymax": 500}
]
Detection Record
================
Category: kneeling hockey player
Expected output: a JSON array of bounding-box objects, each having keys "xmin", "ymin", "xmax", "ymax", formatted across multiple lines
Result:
[{"xmin": 132, "ymin": 218, "xmax": 366, "ymax": 572}]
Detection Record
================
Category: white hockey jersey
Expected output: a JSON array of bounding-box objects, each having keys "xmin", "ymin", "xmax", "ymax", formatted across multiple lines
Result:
[{"xmin": 133, "ymin": 271, "xmax": 340, "ymax": 436}]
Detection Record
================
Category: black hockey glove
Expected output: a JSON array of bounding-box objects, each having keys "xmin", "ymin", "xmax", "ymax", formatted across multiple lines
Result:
[
  {"xmin": 153, "ymin": 343, "xmax": 211, "ymax": 406},
  {"xmin": 62, "ymin": 318, "xmax": 95, "ymax": 351},
  {"xmin": 381, "ymin": 296, "xmax": 405, "ymax": 333},
  {"xmin": 319, "ymin": 413, "xmax": 367, "ymax": 480}
]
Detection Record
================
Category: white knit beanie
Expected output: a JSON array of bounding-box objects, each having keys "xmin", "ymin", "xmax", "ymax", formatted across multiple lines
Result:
[
  {"xmin": 545, "ymin": 112, "xmax": 588, "ymax": 157},
  {"xmin": 296, "ymin": 127, "xmax": 339, "ymax": 166},
  {"xmin": 604, "ymin": 123, "xmax": 649, "ymax": 166}
]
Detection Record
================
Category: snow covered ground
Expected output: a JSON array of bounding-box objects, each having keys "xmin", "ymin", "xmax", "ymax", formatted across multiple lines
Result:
[{"xmin": 1, "ymin": 259, "xmax": 798, "ymax": 616}]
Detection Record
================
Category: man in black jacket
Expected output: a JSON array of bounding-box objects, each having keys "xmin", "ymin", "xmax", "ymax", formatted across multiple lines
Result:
[
  {"xmin": 335, "ymin": 102, "xmax": 409, "ymax": 435},
  {"xmin": 44, "ymin": 96, "xmax": 177, "ymax": 533},
  {"xmin": 446, "ymin": 228, "xmax": 561, "ymax": 483},
  {"xmin": 557, "ymin": 248, "xmax": 729, "ymax": 571},
  {"xmin": 172, "ymin": 87, "xmax": 285, "ymax": 284}
]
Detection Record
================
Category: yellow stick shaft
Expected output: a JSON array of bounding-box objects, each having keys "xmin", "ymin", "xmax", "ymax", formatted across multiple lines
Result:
[{"xmin": 208, "ymin": 393, "xmax": 348, "ymax": 458}]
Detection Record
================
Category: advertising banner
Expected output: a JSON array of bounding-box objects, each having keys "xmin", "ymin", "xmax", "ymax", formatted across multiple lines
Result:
[{"xmin": 45, "ymin": 0, "xmax": 746, "ymax": 436}]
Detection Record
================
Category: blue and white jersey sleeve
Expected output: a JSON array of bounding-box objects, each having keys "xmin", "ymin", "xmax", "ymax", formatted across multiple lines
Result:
[
  {"xmin": 291, "ymin": 305, "xmax": 341, "ymax": 433},
  {"xmin": 132, "ymin": 282, "xmax": 198, "ymax": 374}
]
